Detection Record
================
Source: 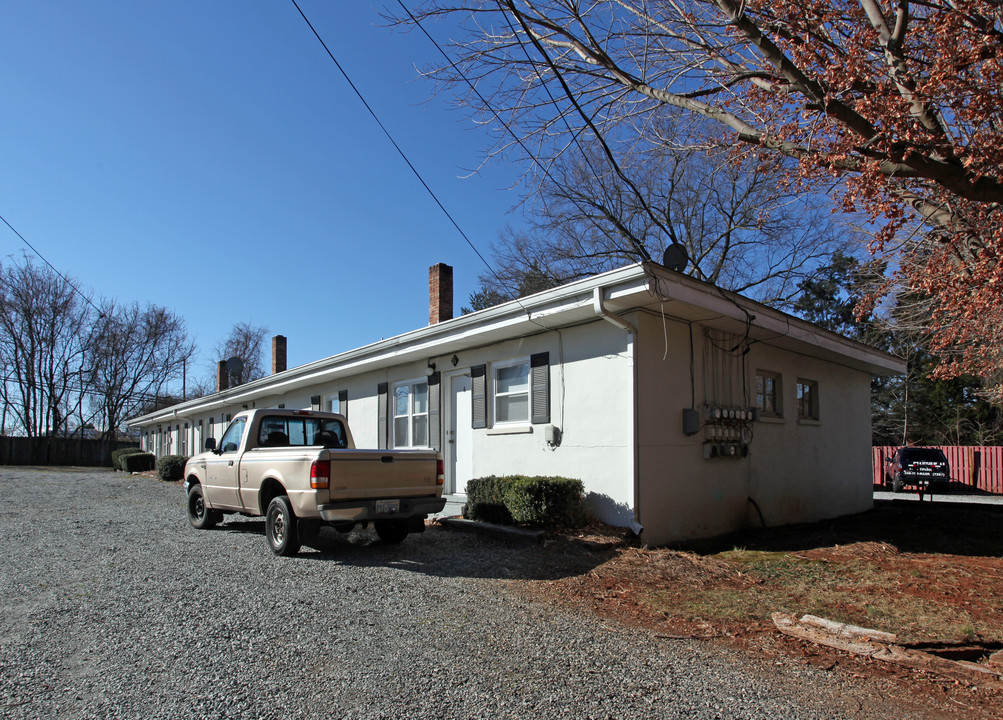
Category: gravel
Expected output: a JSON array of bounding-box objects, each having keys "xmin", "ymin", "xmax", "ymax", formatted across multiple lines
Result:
[{"xmin": 0, "ymin": 467, "xmax": 936, "ymax": 719}]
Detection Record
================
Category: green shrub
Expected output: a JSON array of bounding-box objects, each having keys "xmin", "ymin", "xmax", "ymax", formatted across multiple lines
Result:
[
  {"xmin": 111, "ymin": 447, "xmax": 145, "ymax": 471},
  {"xmin": 465, "ymin": 475, "xmax": 585, "ymax": 528},
  {"xmin": 157, "ymin": 455, "xmax": 189, "ymax": 482},
  {"xmin": 464, "ymin": 476, "xmax": 513, "ymax": 525},
  {"xmin": 502, "ymin": 476, "xmax": 585, "ymax": 527},
  {"xmin": 120, "ymin": 452, "xmax": 156, "ymax": 472}
]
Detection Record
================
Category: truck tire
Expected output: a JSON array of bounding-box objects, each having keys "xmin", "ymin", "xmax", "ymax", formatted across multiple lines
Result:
[
  {"xmin": 374, "ymin": 519, "xmax": 409, "ymax": 544},
  {"xmin": 892, "ymin": 476, "xmax": 904, "ymax": 493},
  {"xmin": 187, "ymin": 484, "xmax": 222, "ymax": 529},
  {"xmin": 266, "ymin": 495, "xmax": 301, "ymax": 556}
]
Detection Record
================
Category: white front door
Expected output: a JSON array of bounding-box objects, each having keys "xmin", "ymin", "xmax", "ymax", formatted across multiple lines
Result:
[{"xmin": 447, "ymin": 373, "xmax": 473, "ymax": 495}]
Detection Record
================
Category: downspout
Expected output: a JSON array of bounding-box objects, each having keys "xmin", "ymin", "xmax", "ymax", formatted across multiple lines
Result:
[{"xmin": 593, "ymin": 288, "xmax": 644, "ymax": 537}]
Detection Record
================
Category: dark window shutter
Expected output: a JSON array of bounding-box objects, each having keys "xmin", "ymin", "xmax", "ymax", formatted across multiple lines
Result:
[
  {"xmin": 377, "ymin": 382, "xmax": 388, "ymax": 449},
  {"xmin": 338, "ymin": 389, "xmax": 348, "ymax": 418},
  {"xmin": 427, "ymin": 372, "xmax": 440, "ymax": 449},
  {"xmin": 471, "ymin": 365, "xmax": 487, "ymax": 429},
  {"xmin": 310, "ymin": 395, "xmax": 321, "ymax": 411},
  {"xmin": 531, "ymin": 352, "xmax": 550, "ymax": 424}
]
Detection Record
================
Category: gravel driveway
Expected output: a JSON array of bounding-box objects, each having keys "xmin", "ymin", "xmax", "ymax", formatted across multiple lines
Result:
[{"xmin": 1, "ymin": 468, "xmax": 938, "ymax": 719}]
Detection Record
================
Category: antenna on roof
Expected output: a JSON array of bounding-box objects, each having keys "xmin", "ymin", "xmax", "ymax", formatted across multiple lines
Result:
[{"xmin": 662, "ymin": 243, "xmax": 689, "ymax": 273}]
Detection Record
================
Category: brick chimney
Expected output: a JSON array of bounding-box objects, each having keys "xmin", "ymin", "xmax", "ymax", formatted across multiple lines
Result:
[
  {"xmin": 217, "ymin": 360, "xmax": 229, "ymax": 392},
  {"xmin": 429, "ymin": 263, "xmax": 453, "ymax": 325},
  {"xmin": 272, "ymin": 335, "xmax": 287, "ymax": 374}
]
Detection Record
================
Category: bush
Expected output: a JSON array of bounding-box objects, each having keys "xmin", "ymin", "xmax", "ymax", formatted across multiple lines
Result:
[
  {"xmin": 464, "ymin": 476, "xmax": 514, "ymax": 525},
  {"xmin": 465, "ymin": 475, "xmax": 584, "ymax": 528},
  {"xmin": 111, "ymin": 447, "xmax": 145, "ymax": 471},
  {"xmin": 503, "ymin": 476, "xmax": 585, "ymax": 527},
  {"xmin": 120, "ymin": 452, "xmax": 156, "ymax": 473},
  {"xmin": 157, "ymin": 455, "xmax": 189, "ymax": 482}
]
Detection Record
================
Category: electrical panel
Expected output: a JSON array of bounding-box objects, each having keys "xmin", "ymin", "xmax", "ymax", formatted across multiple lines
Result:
[{"xmin": 700, "ymin": 405, "xmax": 754, "ymax": 459}]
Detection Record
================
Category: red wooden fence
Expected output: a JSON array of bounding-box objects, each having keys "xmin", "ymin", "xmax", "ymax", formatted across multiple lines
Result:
[{"xmin": 872, "ymin": 446, "xmax": 1003, "ymax": 493}]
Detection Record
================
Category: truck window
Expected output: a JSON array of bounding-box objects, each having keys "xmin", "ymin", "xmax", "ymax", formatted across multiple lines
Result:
[
  {"xmin": 257, "ymin": 416, "xmax": 347, "ymax": 448},
  {"xmin": 219, "ymin": 418, "xmax": 247, "ymax": 453}
]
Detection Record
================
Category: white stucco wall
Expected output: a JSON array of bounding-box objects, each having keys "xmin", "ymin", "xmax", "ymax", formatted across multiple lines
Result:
[
  {"xmin": 136, "ymin": 320, "xmax": 638, "ymax": 528},
  {"xmin": 448, "ymin": 322, "xmax": 636, "ymax": 527},
  {"xmin": 635, "ymin": 311, "xmax": 874, "ymax": 546}
]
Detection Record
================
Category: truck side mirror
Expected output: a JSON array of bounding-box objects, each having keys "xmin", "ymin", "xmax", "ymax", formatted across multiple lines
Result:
[{"xmin": 204, "ymin": 437, "xmax": 216, "ymax": 451}]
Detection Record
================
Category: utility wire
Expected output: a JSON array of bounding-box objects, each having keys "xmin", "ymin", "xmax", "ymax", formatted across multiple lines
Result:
[
  {"xmin": 397, "ymin": 1, "xmax": 623, "ymax": 281},
  {"xmin": 289, "ymin": 0, "xmax": 496, "ymax": 275},
  {"xmin": 0, "ymin": 213, "xmax": 105, "ymax": 316}
]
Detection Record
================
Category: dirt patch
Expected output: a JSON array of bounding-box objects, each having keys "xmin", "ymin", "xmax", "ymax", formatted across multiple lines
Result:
[{"xmin": 514, "ymin": 500, "xmax": 1003, "ymax": 719}]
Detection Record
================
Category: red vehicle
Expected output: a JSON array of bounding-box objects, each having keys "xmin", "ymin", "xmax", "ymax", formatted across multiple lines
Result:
[{"xmin": 884, "ymin": 447, "xmax": 951, "ymax": 493}]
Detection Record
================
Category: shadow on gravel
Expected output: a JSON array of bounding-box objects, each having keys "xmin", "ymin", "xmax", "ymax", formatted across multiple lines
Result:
[{"xmin": 214, "ymin": 519, "xmax": 611, "ymax": 581}]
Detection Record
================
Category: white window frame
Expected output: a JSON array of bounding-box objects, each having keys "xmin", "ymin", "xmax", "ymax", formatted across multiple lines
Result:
[
  {"xmin": 392, "ymin": 378, "xmax": 429, "ymax": 448},
  {"xmin": 492, "ymin": 357, "xmax": 531, "ymax": 426}
]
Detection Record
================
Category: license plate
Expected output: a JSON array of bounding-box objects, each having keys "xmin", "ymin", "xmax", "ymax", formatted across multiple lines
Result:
[{"xmin": 374, "ymin": 499, "xmax": 399, "ymax": 514}]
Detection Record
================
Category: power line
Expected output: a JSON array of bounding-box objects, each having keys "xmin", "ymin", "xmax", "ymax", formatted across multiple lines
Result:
[
  {"xmin": 0, "ymin": 213, "xmax": 105, "ymax": 316},
  {"xmin": 288, "ymin": 0, "xmax": 496, "ymax": 276},
  {"xmin": 398, "ymin": 1, "xmax": 656, "ymax": 270}
]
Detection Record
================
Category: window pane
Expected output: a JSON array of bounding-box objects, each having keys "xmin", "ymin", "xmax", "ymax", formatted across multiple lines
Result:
[
  {"xmin": 412, "ymin": 415, "xmax": 428, "ymax": 446},
  {"xmin": 393, "ymin": 417, "xmax": 409, "ymax": 447},
  {"xmin": 496, "ymin": 363, "xmax": 529, "ymax": 394},
  {"xmin": 413, "ymin": 383, "xmax": 428, "ymax": 414},
  {"xmin": 496, "ymin": 394, "xmax": 529, "ymax": 423},
  {"xmin": 394, "ymin": 387, "xmax": 409, "ymax": 416}
]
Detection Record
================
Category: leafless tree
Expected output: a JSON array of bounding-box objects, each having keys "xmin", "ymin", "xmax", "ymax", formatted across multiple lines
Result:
[
  {"xmin": 390, "ymin": 6, "xmax": 856, "ymax": 305},
  {"xmin": 214, "ymin": 322, "xmax": 268, "ymax": 387},
  {"xmin": 392, "ymin": 1, "xmax": 1003, "ymax": 389},
  {"xmin": 0, "ymin": 257, "xmax": 92, "ymax": 437},
  {"xmin": 87, "ymin": 301, "xmax": 196, "ymax": 440},
  {"xmin": 476, "ymin": 142, "xmax": 852, "ymax": 305}
]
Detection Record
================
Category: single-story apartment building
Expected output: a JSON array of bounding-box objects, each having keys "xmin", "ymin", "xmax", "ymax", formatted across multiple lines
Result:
[{"xmin": 129, "ymin": 261, "xmax": 904, "ymax": 546}]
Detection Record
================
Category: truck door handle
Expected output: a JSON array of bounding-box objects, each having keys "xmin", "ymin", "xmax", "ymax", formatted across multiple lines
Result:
[
  {"xmin": 381, "ymin": 456, "xmax": 394, "ymax": 463},
  {"xmin": 228, "ymin": 460, "xmax": 234, "ymax": 466}
]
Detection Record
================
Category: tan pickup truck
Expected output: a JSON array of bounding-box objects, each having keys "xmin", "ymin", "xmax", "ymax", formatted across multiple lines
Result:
[{"xmin": 183, "ymin": 408, "xmax": 444, "ymax": 555}]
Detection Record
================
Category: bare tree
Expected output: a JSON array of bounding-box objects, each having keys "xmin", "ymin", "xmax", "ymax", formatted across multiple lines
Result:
[
  {"xmin": 0, "ymin": 256, "xmax": 92, "ymax": 437},
  {"xmin": 87, "ymin": 301, "xmax": 196, "ymax": 440},
  {"xmin": 392, "ymin": 1, "xmax": 1003, "ymax": 388},
  {"xmin": 475, "ymin": 143, "xmax": 853, "ymax": 305},
  {"xmin": 214, "ymin": 322, "xmax": 268, "ymax": 387}
]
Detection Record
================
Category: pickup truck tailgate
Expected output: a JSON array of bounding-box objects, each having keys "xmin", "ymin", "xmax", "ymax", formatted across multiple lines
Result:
[{"xmin": 326, "ymin": 449, "xmax": 439, "ymax": 499}]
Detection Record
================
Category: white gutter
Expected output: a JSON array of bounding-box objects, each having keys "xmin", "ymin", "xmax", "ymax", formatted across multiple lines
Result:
[
  {"xmin": 131, "ymin": 265, "xmax": 656, "ymax": 427},
  {"xmin": 593, "ymin": 287, "xmax": 644, "ymax": 537}
]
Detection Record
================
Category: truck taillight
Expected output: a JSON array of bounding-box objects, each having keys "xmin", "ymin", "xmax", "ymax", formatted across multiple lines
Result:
[
  {"xmin": 436, "ymin": 458, "xmax": 444, "ymax": 486},
  {"xmin": 310, "ymin": 459, "xmax": 330, "ymax": 489}
]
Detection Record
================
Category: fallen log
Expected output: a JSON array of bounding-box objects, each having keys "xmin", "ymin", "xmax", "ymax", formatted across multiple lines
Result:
[{"xmin": 772, "ymin": 613, "xmax": 1003, "ymax": 690}]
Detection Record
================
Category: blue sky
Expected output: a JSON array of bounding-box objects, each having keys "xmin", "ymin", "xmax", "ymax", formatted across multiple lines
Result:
[{"xmin": 1, "ymin": 2, "xmax": 524, "ymax": 387}]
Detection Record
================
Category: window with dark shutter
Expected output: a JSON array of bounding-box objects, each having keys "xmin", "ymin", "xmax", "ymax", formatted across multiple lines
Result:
[
  {"xmin": 531, "ymin": 352, "xmax": 550, "ymax": 424},
  {"xmin": 377, "ymin": 382, "xmax": 388, "ymax": 449},
  {"xmin": 471, "ymin": 365, "xmax": 487, "ymax": 429},
  {"xmin": 338, "ymin": 389, "xmax": 348, "ymax": 418}
]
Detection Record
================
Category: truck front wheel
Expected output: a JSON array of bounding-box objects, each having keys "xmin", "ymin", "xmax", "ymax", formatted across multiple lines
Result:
[
  {"xmin": 266, "ymin": 496, "xmax": 301, "ymax": 556},
  {"xmin": 374, "ymin": 519, "xmax": 409, "ymax": 544},
  {"xmin": 187, "ymin": 484, "xmax": 222, "ymax": 529}
]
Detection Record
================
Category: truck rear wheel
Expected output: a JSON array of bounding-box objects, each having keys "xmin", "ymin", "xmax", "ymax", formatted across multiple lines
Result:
[
  {"xmin": 266, "ymin": 496, "xmax": 301, "ymax": 556},
  {"xmin": 374, "ymin": 519, "xmax": 408, "ymax": 544},
  {"xmin": 187, "ymin": 484, "xmax": 222, "ymax": 529}
]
